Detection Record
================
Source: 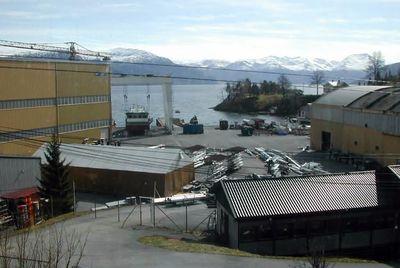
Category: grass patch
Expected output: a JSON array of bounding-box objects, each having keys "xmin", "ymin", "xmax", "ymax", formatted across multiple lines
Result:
[
  {"xmin": 138, "ymin": 235, "xmax": 259, "ymax": 258},
  {"xmin": 138, "ymin": 235, "xmax": 376, "ymax": 264}
]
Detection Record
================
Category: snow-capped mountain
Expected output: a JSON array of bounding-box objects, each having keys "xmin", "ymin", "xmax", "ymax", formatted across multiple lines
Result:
[
  {"xmin": 333, "ymin": 54, "xmax": 370, "ymax": 71},
  {"xmin": 190, "ymin": 59, "xmax": 231, "ymax": 68},
  {"xmin": 188, "ymin": 54, "xmax": 370, "ymax": 72},
  {"xmin": 108, "ymin": 48, "xmax": 173, "ymax": 65},
  {"xmin": 8, "ymin": 48, "xmax": 376, "ymax": 83}
]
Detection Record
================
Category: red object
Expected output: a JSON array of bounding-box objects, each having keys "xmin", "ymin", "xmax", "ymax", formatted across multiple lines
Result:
[{"xmin": 1, "ymin": 187, "xmax": 39, "ymax": 200}]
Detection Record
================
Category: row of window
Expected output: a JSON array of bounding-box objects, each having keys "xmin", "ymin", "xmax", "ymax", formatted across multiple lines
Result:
[
  {"xmin": 127, "ymin": 113, "xmax": 148, "ymax": 119},
  {"xmin": 0, "ymin": 98, "xmax": 55, "ymax": 110},
  {"xmin": 58, "ymin": 95, "xmax": 110, "ymax": 105},
  {"xmin": 58, "ymin": 119, "xmax": 110, "ymax": 133},
  {"xmin": 0, "ymin": 95, "xmax": 110, "ymax": 110},
  {"xmin": 239, "ymin": 214, "xmax": 398, "ymax": 242},
  {"xmin": 0, "ymin": 119, "xmax": 110, "ymax": 143}
]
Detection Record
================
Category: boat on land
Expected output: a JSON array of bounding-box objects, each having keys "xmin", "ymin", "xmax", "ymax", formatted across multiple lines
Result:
[{"xmin": 125, "ymin": 105, "xmax": 152, "ymax": 135}]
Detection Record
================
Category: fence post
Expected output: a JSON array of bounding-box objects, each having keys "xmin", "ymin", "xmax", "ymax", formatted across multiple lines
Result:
[
  {"xmin": 94, "ymin": 201, "xmax": 97, "ymax": 219},
  {"xmin": 185, "ymin": 198, "xmax": 188, "ymax": 233},
  {"xmin": 117, "ymin": 200, "xmax": 120, "ymax": 222},
  {"xmin": 139, "ymin": 197, "xmax": 142, "ymax": 226}
]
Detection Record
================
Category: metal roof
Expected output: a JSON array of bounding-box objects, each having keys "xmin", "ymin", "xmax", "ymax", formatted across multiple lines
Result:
[
  {"xmin": 314, "ymin": 86, "xmax": 391, "ymax": 107},
  {"xmin": 347, "ymin": 87, "xmax": 400, "ymax": 112},
  {"xmin": 388, "ymin": 165, "xmax": 400, "ymax": 179},
  {"xmin": 220, "ymin": 171, "xmax": 380, "ymax": 219},
  {"xmin": 34, "ymin": 144, "xmax": 193, "ymax": 174}
]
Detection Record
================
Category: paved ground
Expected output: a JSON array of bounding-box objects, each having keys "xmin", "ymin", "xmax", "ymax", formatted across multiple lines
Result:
[
  {"xmin": 121, "ymin": 126, "xmax": 358, "ymax": 174},
  {"xmin": 122, "ymin": 127, "xmax": 309, "ymax": 152},
  {"xmin": 33, "ymin": 204, "xmax": 394, "ymax": 268}
]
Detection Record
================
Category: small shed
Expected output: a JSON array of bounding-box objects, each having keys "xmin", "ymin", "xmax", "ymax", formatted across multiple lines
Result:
[
  {"xmin": 213, "ymin": 168, "xmax": 400, "ymax": 256},
  {"xmin": 34, "ymin": 144, "xmax": 194, "ymax": 197}
]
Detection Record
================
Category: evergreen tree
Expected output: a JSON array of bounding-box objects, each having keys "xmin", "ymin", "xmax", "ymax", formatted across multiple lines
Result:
[{"xmin": 38, "ymin": 135, "xmax": 73, "ymax": 216}]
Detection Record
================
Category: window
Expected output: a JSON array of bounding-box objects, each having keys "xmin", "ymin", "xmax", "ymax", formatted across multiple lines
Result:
[
  {"xmin": 309, "ymin": 220, "xmax": 324, "ymax": 235},
  {"xmin": 258, "ymin": 222, "xmax": 273, "ymax": 240},
  {"xmin": 239, "ymin": 226, "xmax": 257, "ymax": 242},
  {"xmin": 277, "ymin": 222, "xmax": 293, "ymax": 238}
]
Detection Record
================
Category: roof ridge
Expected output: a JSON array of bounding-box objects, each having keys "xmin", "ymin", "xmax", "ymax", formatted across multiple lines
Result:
[{"xmin": 222, "ymin": 170, "xmax": 375, "ymax": 183}]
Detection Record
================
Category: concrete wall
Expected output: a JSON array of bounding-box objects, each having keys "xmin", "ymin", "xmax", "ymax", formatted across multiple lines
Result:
[
  {"xmin": 0, "ymin": 58, "xmax": 111, "ymax": 156},
  {"xmin": 0, "ymin": 156, "xmax": 41, "ymax": 194}
]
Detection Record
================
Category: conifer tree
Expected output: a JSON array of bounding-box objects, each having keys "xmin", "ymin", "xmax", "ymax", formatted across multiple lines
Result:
[{"xmin": 38, "ymin": 135, "xmax": 73, "ymax": 216}]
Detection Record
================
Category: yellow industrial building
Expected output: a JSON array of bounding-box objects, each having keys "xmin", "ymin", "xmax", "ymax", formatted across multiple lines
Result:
[
  {"xmin": 311, "ymin": 85, "xmax": 400, "ymax": 166},
  {"xmin": 0, "ymin": 57, "xmax": 111, "ymax": 156}
]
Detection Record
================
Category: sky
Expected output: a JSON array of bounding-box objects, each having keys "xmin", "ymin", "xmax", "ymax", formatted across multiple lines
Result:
[{"xmin": 0, "ymin": 0, "xmax": 400, "ymax": 63}]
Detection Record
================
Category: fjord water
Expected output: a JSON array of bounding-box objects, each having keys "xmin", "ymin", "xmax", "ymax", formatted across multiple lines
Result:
[{"xmin": 111, "ymin": 84, "xmax": 313, "ymax": 127}]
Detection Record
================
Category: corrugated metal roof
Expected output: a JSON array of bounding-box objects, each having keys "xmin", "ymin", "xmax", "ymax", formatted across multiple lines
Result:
[
  {"xmin": 314, "ymin": 86, "xmax": 391, "ymax": 107},
  {"xmin": 347, "ymin": 88, "xmax": 400, "ymax": 112},
  {"xmin": 34, "ymin": 144, "xmax": 193, "ymax": 174},
  {"xmin": 0, "ymin": 156, "xmax": 41, "ymax": 195},
  {"xmin": 388, "ymin": 165, "xmax": 400, "ymax": 179},
  {"xmin": 220, "ymin": 172, "xmax": 379, "ymax": 219}
]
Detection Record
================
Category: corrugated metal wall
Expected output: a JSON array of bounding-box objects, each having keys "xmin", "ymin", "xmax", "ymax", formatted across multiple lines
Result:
[
  {"xmin": 312, "ymin": 104, "xmax": 400, "ymax": 136},
  {"xmin": 0, "ymin": 156, "xmax": 41, "ymax": 194}
]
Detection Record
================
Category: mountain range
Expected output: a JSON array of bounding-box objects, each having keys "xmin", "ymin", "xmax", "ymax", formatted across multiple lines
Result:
[
  {"xmin": 186, "ymin": 54, "xmax": 370, "ymax": 72},
  {"xmin": 10, "ymin": 48, "xmax": 393, "ymax": 84},
  {"xmin": 108, "ymin": 49, "xmax": 371, "ymax": 84}
]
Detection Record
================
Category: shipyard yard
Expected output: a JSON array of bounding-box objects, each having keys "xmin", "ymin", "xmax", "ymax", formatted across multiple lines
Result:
[{"xmin": 121, "ymin": 126, "xmax": 357, "ymax": 174}]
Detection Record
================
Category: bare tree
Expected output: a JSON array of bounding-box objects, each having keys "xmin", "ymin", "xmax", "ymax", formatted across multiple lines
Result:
[
  {"xmin": 277, "ymin": 74, "xmax": 291, "ymax": 94},
  {"xmin": 365, "ymin": 51, "xmax": 385, "ymax": 82},
  {"xmin": 291, "ymin": 241, "xmax": 334, "ymax": 268},
  {"xmin": 0, "ymin": 225, "xmax": 88, "ymax": 268},
  {"xmin": 310, "ymin": 71, "xmax": 325, "ymax": 95}
]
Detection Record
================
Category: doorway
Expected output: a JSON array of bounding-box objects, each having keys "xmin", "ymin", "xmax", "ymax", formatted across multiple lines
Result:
[{"xmin": 321, "ymin": 131, "xmax": 331, "ymax": 151}]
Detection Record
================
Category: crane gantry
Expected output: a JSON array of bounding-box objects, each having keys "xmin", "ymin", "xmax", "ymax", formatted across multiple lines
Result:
[{"xmin": 0, "ymin": 39, "xmax": 110, "ymax": 61}]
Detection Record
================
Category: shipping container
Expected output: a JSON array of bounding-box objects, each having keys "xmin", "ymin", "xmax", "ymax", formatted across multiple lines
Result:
[{"xmin": 219, "ymin": 120, "xmax": 228, "ymax": 130}]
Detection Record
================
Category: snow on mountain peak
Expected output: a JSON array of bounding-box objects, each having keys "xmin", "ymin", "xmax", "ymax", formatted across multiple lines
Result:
[
  {"xmin": 108, "ymin": 48, "xmax": 173, "ymax": 64},
  {"xmin": 199, "ymin": 54, "xmax": 371, "ymax": 71},
  {"xmin": 333, "ymin": 53, "xmax": 370, "ymax": 70}
]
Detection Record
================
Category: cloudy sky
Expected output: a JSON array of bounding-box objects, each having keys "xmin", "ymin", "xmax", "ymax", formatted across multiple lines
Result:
[{"xmin": 1, "ymin": 0, "xmax": 399, "ymax": 63}]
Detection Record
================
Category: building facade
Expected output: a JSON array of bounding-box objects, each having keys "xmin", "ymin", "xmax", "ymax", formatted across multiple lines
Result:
[
  {"xmin": 310, "ymin": 86, "xmax": 400, "ymax": 165},
  {"xmin": 0, "ymin": 57, "xmax": 112, "ymax": 156},
  {"xmin": 34, "ymin": 144, "xmax": 195, "ymax": 197},
  {"xmin": 213, "ymin": 168, "xmax": 400, "ymax": 256},
  {"xmin": 0, "ymin": 155, "xmax": 41, "ymax": 195}
]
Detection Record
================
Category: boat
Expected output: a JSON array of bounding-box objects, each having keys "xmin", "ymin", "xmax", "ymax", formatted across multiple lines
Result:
[{"xmin": 125, "ymin": 105, "xmax": 152, "ymax": 135}]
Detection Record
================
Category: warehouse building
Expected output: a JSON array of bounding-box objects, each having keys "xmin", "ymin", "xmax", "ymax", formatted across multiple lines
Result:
[
  {"xmin": 213, "ymin": 167, "xmax": 400, "ymax": 256},
  {"xmin": 0, "ymin": 57, "xmax": 111, "ymax": 156},
  {"xmin": 34, "ymin": 144, "xmax": 194, "ymax": 197},
  {"xmin": 310, "ymin": 86, "xmax": 400, "ymax": 165}
]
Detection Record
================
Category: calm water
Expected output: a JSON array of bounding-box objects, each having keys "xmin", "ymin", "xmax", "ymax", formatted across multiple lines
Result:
[{"xmin": 111, "ymin": 84, "xmax": 311, "ymax": 127}]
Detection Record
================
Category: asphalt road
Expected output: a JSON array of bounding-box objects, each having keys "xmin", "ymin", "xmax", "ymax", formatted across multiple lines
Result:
[{"xmin": 31, "ymin": 203, "xmax": 395, "ymax": 268}]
